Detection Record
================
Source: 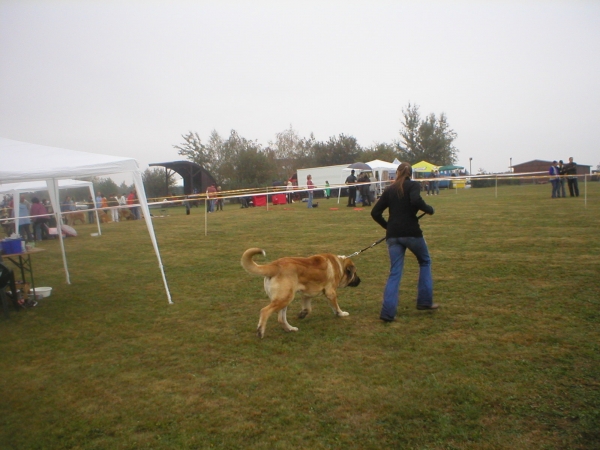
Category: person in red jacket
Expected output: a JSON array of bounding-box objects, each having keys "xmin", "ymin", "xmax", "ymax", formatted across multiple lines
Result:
[{"xmin": 30, "ymin": 197, "xmax": 50, "ymax": 241}]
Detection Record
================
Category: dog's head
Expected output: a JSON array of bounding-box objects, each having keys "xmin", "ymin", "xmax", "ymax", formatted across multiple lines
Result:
[{"xmin": 340, "ymin": 258, "xmax": 361, "ymax": 288}]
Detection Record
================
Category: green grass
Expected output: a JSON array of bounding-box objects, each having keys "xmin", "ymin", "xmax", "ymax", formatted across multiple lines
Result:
[{"xmin": 1, "ymin": 184, "xmax": 599, "ymax": 449}]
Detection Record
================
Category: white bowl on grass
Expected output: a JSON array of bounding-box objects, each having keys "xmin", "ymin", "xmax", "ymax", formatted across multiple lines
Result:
[{"xmin": 34, "ymin": 287, "xmax": 52, "ymax": 298}]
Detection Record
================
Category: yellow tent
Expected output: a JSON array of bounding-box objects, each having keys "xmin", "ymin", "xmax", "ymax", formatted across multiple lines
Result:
[{"xmin": 412, "ymin": 160, "xmax": 439, "ymax": 173}]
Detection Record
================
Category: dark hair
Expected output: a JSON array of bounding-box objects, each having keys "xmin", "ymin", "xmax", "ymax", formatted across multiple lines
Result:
[
  {"xmin": 31, "ymin": 197, "xmax": 40, "ymax": 203},
  {"xmin": 392, "ymin": 162, "xmax": 413, "ymax": 196}
]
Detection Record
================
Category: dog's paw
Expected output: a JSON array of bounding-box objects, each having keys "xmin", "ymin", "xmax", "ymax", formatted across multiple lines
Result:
[
  {"xmin": 298, "ymin": 310, "xmax": 309, "ymax": 319},
  {"xmin": 337, "ymin": 311, "xmax": 350, "ymax": 317},
  {"xmin": 286, "ymin": 327, "xmax": 299, "ymax": 332},
  {"xmin": 256, "ymin": 328, "xmax": 265, "ymax": 339}
]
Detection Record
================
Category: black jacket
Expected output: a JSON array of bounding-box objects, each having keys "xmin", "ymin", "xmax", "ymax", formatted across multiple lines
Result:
[
  {"xmin": 371, "ymin": 179, "xmax": 434, "ymax": 238},
  {"xmin": 561, "ymin": 162, "xmax": 577, "ymax": 176}
]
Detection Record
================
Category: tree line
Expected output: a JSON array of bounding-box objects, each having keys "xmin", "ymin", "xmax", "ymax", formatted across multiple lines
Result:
[
  {"xmin": 68, "ymin": 103, "xmax": 458, "ymax": 199},
  {"xmin": 173, "ymin": 103, "xmax": 458, "ymax": 191}
]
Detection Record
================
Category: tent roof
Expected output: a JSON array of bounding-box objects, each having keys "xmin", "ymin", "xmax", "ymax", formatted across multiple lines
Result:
[
  {"xmin": 366, "ymin": 159, "xmax": 400, "ymax": 171},
  {"xmin": 412, "ymin": 160, "xmax": 439, "ymax": 172},
  {"xmin": 438, "ymin": 165, "xmax": 464, "ymax": 171},
  {"xmin": 0, "ymin": 179, "xmax": 92, "ymax": 194},
  {"xmin": 0, "ymin": 137, "xmax": 140, "ymax": 182}
]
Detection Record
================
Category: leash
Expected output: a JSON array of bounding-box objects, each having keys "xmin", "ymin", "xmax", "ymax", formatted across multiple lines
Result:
[{"xmin": 344, "ymin": 212, "xmax": 427, "ymax": 258}]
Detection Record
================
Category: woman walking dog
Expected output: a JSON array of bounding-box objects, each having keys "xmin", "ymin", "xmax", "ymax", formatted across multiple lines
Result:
[{"xmin": 371, "ymin": 162, "xmax": 437, "ymax": 322}]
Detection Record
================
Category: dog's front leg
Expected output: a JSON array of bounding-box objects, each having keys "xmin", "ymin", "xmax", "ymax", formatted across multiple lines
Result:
[
  {"xmin": 325, "ymin": 290, "xmax": 349, "ymax": 317},
  {"xmin": 278, "ymin": 307, "xmax": 299, "ymax": 333}
]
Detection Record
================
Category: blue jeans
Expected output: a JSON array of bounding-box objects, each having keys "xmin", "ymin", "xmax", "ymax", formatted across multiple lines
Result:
[
  {"xmin": 380, "ymin": 237, "xmax": 433, "ymax": 321},
  {"xmin": 551, "ymin": 179, "xmax": 559, "ymax": 198},
  {"xmin": 558, "ymin": 179, "xmax": 566, "ymax": 197},
  {"xmin": 307, "ymin": 191, "xmax": 313, "ymax": 208}
]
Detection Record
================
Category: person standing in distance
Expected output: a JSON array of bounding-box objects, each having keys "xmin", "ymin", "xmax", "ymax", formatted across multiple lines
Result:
[
  {"xmin": 345, "ymin": 169, "xmax": 357, "ymax": 207},
  {"xmin": 371, "ymin": 162, "xmax": 437, "ymax": 323},
  {"xmin": 306, "ymin": 174, "xmax": 315, "ymax": 208},
  {"xmin": 549, "ymin": 161, "xmax": 560, "ymax": 198},
  {"xmin": 557, "ymin": 160, "xmax": 567, "ymax": 197},
  {"xmin": 562, "ymin": 156, "xmax": 579, "ymax": 197}
]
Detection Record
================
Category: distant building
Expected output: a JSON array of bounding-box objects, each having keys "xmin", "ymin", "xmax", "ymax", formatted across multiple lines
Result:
[{"xmin": 512, "ymin": 159, "xmax": 591, "ymax": 175}]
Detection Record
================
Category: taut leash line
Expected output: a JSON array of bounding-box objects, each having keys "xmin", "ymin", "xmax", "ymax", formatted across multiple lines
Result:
[{"xmin": 344, "ymin": 212, "xmax": 427, "ymax": 258}]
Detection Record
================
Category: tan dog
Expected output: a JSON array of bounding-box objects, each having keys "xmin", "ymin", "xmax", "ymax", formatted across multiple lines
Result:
[
  {"xmin": 241, "ymin": 248, "xmax": 361, "ymax": 338},
  {"xmin": 98, "ymin": 210, "xmax": 110, "ymax": 223},
  {"xmin": 68, "ymin": 211, "xmax": 86, "ymax": 226},
  {"xmin": 119, "ymin": 209, "xmax": 134, "ymax": 221}
]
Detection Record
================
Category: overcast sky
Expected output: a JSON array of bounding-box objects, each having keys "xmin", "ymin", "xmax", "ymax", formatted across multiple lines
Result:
[{"xmin": 1, "ymin": 0, "xmax": 599, "ymax": 184}]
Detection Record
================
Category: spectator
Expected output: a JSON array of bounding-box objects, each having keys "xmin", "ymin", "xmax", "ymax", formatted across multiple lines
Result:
[
  {"xmin": 561, "ymin": 157, "xmax": 579, "ymax": 197},
  {"xmin": 358, "ymin": 173, "xmax": 371, "ymax": 206},
  {"xmin": 549, "ymin": 161, "xmax": 560, "ymax": 198},
  {"xmin": 30, "ymin": 197, "xmax": 50, "ymax": 241},
  {"xmin": 109, "ymin": 194, "xmax": 120, "ymax": 222},
  {"xmin": 557, "ymin": 161, "xmax": 567, "ymax": 197},
  {"xmin": 324, "ymin": 181, "xmax": 331, "ymax": 200},
  {"xmin": 306, "ymin": 175, "xmax": 315, "ymax": 208},
  {"xmin": 345, "ymin": 169, "xmax": 357, "ymax": 207},
  {"xmin": 127, "ymin": 190, "xmax": 140, "ymax": 219},
  {"xmin": 87, "ymin": 196, "xmax": 95, "ymax": 223},
  {"xmin": 61, "ymin": 195, "xmax": 75, "ymax": 213},
  {"xmin": 17, "ymin": 195, "xmax": 33, "ymax": 242},
  {"xmin": 101, "ymin": 194, "xmax": 109, "ymax": 214},
  {"xmin": 216, "ymin": 187, "xmax": 224, "ymax": 211},
  {"xmin": 430, "ymin": 170, "xmax": 440, "ymax": 195},
  {"xmin": 206, "ymin": 184, "xmax": 217, "ymax": 213}
]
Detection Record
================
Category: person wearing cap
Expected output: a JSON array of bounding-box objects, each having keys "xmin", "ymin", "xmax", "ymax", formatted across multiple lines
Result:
[
  {"xmin": 557, "ymin": 160, "xmax": 567, "ymax": 197},
  {"xmin": 549, "ymin": 161, "xmax": 560, "ymax": 198},
  {"xmin": 345, "ymin": 169, "xmax": 357, "ymax": 207}
]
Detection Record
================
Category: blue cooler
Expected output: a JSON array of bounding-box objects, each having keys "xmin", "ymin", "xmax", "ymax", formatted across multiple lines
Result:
[{"xmin": 1, "ymin": 239, "xmax": 23, "ymax": 255}]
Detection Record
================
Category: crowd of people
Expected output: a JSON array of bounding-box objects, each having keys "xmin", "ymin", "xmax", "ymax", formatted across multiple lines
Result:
[
  {"xmin": 549, "ymin": 157, "xmax": 580, "ymax": 198},
  {"xmin": 0, "ymin": 189, "xmax": 144, "ymax": 242}
]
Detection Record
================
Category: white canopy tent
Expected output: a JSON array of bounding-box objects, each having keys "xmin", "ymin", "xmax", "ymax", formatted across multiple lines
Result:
[
  {"xmin": 0, "ymin": 137, "xmax": 172, "ymax": 304},
  {"xmin": 0, "ymin": 179, "xmax": 102, "ymax": 236},
  {"xmin": 366, "ymin": 159, "xmax": 400, "ymax": 180},
  {"xmin": 366, "ymin": 159, "xmax": 400, "ymax": 196}
]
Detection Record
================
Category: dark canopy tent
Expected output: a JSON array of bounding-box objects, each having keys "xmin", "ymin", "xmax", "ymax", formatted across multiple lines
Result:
[
  {"xmin": 438, "ymin": 165, "xmax": 464, "ymax": 172},
  {"xmin": 149, "ymin": 161, "xmax": 217, "ymax": 196}
]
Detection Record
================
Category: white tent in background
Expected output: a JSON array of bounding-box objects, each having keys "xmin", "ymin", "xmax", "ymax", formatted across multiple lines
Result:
[
  {"xmin": 0, "ymin": 137, "xmax": 172, "ymax": 304},
  {"xmin": 366, "ymin": 159, "xmax": 400, "ymax": 181},
  {"xmin": 0, "ymin": 179, "xmax": 102, "ymax": 236}
]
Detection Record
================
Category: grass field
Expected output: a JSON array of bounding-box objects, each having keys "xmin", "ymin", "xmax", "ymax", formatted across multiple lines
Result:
[{"xmin": 1, "ymin": 183, "xmax": 599, "ymax": 449}]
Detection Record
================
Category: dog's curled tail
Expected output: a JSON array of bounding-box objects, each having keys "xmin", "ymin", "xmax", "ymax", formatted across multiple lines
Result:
[{"xmin": 241, "ymin": 248, "xmax": 279, "ymax": 278}]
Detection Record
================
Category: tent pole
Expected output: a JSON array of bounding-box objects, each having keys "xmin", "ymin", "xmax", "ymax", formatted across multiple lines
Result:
[
  {"xmin": 495, "ymin": 176, "xmax": 498, "ymax": 198},
  {"xmin": 89, "ymin": 186, "xmax": 102, "ymax": 235},
  {"xmin": 47, "ymin": 178, "xmax": 71, "ymax": 284},
  {"xmin": 584, "ymin": 174, "xmax": 587, "ymax": 208},
  {"xmin": 132, "ymin": 172, "xmax": 172, "ymax": 304}
]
